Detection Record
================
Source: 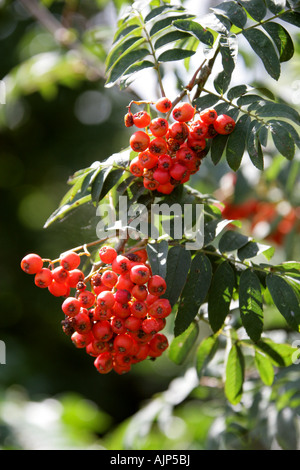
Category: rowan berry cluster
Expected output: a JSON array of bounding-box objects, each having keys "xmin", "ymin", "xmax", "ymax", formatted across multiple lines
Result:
[
  {"xmin": 125, "ymin": 97, "xmax": 236, "ymax": 195},
  {"xmin": 20, "ymin": 246, "xmax": 171, "ymax": 375}
]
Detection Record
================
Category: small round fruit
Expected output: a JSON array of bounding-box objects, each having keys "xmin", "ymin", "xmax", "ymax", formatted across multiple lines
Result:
[
  {"xmin": 132, "ymin": 111, "xmax": 151, "ymax": 128},
  {"xmin": 213, "ymin": 114, "xmax": 236, "ymax": 135},
  {"xmin": 155, "ymin": 97, "xmax": 172, "ymax": 113},
  {"xmin": 99, "ymin": 245, "xmax": 117, "ymax": 264},
  {"xmin": 21, "ymin": 253, "xmax": 43, "ymax": 274},
  {"xmin": 149, "ymin": 117, "xmax": 169, "ymax": 137},
  {"xmin": 172, "ymin": 102, "xmax": 195, "ymax": 122},
  {"xmin": 130, "ymin": 131, "xmax": 150, "ymax": 152}
]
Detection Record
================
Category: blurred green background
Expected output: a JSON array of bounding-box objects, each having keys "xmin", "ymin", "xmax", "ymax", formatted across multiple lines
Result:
[{"xmin": 0, "ymin": 0, "xmax": 300, "ymax": 450}]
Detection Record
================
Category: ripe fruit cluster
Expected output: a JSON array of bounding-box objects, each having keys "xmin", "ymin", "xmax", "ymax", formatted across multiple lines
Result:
[
  {"xmin": 126, "ymin": 99, "xmax": 236, "ymax": 195},
  {"xmin": 20, "ymin": 246, "xmax": 171, "ymax": 375}
]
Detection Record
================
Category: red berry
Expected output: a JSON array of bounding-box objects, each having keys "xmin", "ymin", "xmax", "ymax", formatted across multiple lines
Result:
[
  {"xmin": 157, "ymin": 182, "xmax": 175, "ymax": 194},
  {"xmin": 130, "ymin": 300, "xmax": 148, "ymax": 318},
  {"xmin": 143, "ymin": 178, "xmax": 160, "ymax": 191},
  {"xmin": 101, "ymin": 270, "xmax": 118, "ymax": 289},
  {"xmin": 92, "ymin": 320, "xmax": 113, "ymax": 342},
  {"xmin": 132, "ymin": 111, "xmax": 151, "ymax": 128},
  {"xmin": 131, "ymin": 343, "xmax": 150, "ymax": 363},
  {"xmin": 148, "ymin": 333, "xmax": 169, "ymax": 356},
  {"xmin": 176, "ymin": 146, "xmax": 197, "ymax": 171},
  {"xmin": 141, "ymin": 317, "xmax": 160, "ymax": 335},
  {"xmin": 94, "ymin": 351, "xmax": 113, "ymax": 374},
  {"xmin": 153, "ymin": 168, "xmax": 170, "ymax": 185},
  {"xmin": 115, "ymin": 273, "xmax": 135, "ymax": 291},
  {"xmin": 111, "ymin": 316, "xmax": 126, "ymax": 334},
  {"xmin": 199, "ymin": 108, "xmax": 218, "ymax": 124},
  {"xmin": 186, "ymin": 136, "xmax": 206, "ymax": 153},
  {"xmin": 172, "ymin": 102, "xmax": 195, "ymax": 122},
  {"xmin": 62, "ymin": 297, "xmax": 81, "ymax": 317},
  {"xmin": 148, "ymin": 275, "xmax": 167, "ymax": 296},
  {"xmin": 114, "ymin": 289, "xmax": 131, "ymax": 304},
  {"xmin": 113, "ymin": 333, "xmax": 134, "ymax": 354},
  {"xmin": 169, "ymin": 162, "xmax": 188, "ymax": 181},
  {"xmin": 21, "ymin": 253, "xmax": 43, "ymax": 274},
  {"xmin": 148, "ymin": 298, "xmax": 172, "ymax": 319},
  {"xmin": 113, "ymin": 301, "xmax": 131, "ymax": 318},
  {"xmin": 213, "ymin": 114, "xmax": 236, "ymax": 135},
  {"xmin": 71, "ymin": 331, "xmax": 93, "ymax": 348},
  {"xmin": 96, "ymin": 290, "xmax": 115, "ymax": 309},
  {"xmin": 78, "ymin": 290, "xmax": 95, "ymax": 309},
  {"xmin": 130, "ymin": 157, "xmax": 144, "ymax": 177},
  {"xmin": 149, "ymin": 137, "xmax": 168, "ymax": 156},
  {"xmin": 124, "ymin": 315, "xmax": 142, "ymax": 331},
  {"xmin": 149, "ymin": 117, "xmax": 169, "ymax": 137},
  {"xmin": 189, "ymin": 119, "xmax": 208, "ymax": 139},
  {"xmin": 48, "ymin": 280, "xmax": 70, "ymax": 297},
  {"xmin": 52, "ymin": 266, "xmax": 69, "ymax": 284},
  {"xmin": 130, "ymin": 264, "xmax": 150, "ymax": 285},
  {"xmin": 155, "ymin": 97, "xmax": 172, "ymax": 113},
  {"xmin": 60, "ymin": 251, "xmax": 81, "ymax": 271},
  {"xmin": 34, "ymin": 268, "xmax": 52, "ymax": 288},
  {"xmin": 86, "ymin": 340, "xmax": 107, "ymax": 357},
  {"xmin": 131, "ymin": 284, "xmax": 148, "ymax": 301},
  {"xmin": 130, "ymin": 131, "xmax": 150, "ymax": 152},
  {"xmin": 74, "ymin": 310, "xmax": 92, "ymax": 334},
  {"xmin": 138, "ymin": 150, "xmax": 158, "ymax": 169},
  {"xmin": 99, "ymin": 245, "xmax": 117, "ymax": 264},
  {"xmin": 66, "ymin": 269, "xmax": 84, "ymax": 288},
  {"xmin": 158, "ymin": 154, "xmax": 173, "ymax": 171},
  {"xmin": 167, "ymin": 122, "xmax": 189, "ymax": 143},
  {"xmin": 93, "ymin": 305, "xmax": 112, "ymax": 321}
]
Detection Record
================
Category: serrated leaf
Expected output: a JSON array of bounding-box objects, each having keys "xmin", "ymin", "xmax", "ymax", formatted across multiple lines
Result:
[
  {"xmin": 266, "ymin": 274, "xmax": 300, "ymax": 331},
  {"xmin": 239, "ymin": 269, "xmax": 264, "ymax": 342},
  {"xmin": 106, "ymin": 36, "xmax": 145, "ymax": 72},
  {"xmin": 254, "ymin": 350, "xmax": 274, "ymax": 386},
  {"xmin": 243, "ymin": 28, "xmax": 281, "ymax": 80},
  {"xmin": 157, "ymin": 48, "xmax": 196, "ymax": 63},
  {"xmin": 168, "ymin": 322, "xmax": 199, "ymax": 365},
  {"xmin": 113, "ymin": 22, "xmax": 141, "ymax": 44},
  {"xmin": 146, "ymin": 240, "xmax": 169, "ymax": 279},
  {"xmin": 226, "ymin": 114, "xmax": 251, "ymax": 170},
  {"xmin": 105, "ymin": 48, "xmax": 150, "ymax": 86},
  {"xmin": 211, "ymin": 1, "xmax": 248, "ymax": 28},
  {"xmin": 247, "ymin": 120, "xmax": 264, "ymax": 170},
  {"xmin": 196, "ymin": 335, "xmax": 219, "ymax": 377},
  {"xmin": 225, "ymin": 343, "xmax": 245, "ymax": 405},
  {"xmin": 269, "ymin": 120, "xmax": 295, "ymax": 159},
  {"xmin": 208, "ymin": 261, "xmax": 235, "ymax": 333},
  {"xmin": 175, "ymin": 253, "xmax": 212, "ymax": 336},
  {"xmin": 263, "ymin": 22, "xmax": 294, "ymax": 62},
  {"xmin": 219, "ymin": 230, "xmax": 250, "ymax": 252},
  {"xmin": 172, "ymin": 18, "xmax": 215, "ymax": 46},
  {"xmin": 239, "ymin": 0, "xmax": 267, "ymax": 21},
  {"xmin": 163, "ymin": 245, "xmax": 191, "ymax": 307}
]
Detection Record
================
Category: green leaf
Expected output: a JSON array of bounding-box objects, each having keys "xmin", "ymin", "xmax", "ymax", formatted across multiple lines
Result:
[
  {"xmin": 154, "ymin": 30, "xmax": 190, "ymax": 49},
  {"xmin": 196, "ymin": 335, "xmax": 219, "ymax": 378},
  {"xmin": 218, "ymin": 230, "xmax": 250, "ymax": 252},
  {"xmin": 239, "ymin": 269, "xmax": 264, "ymax": 342},
  {"xmin": 168, "ymin": 322, "xmax": 199, "ymax": 365},
  {"xmin": 175, "ymin": 253, "xmax": 212, "ymax": 336},
  {"xmin": 91, "ymin": 166, "xmax": 113, "ymax": 203},
  {"xmin": 219, "ymin": 34, "xmax": 238, "ymax": 74},
  {"xmin": 105, "ymin": 48, "xmax": 150, "ymax": 86},
  {"xmin": 227, "ymin": 84, "xmax": 251, "ymax": 100},
  {"xmin": 280, "ymin": 11, "xmax": 300, "ymax": 28},
  {"xmin": 263, "ymin": 22, "xmax": 294, "ymax": 62},
  {"xmin": 266, "ymin": 274, "xmax": 300, "ymax": 331},
  {"xmin": 208, "ymin": 261, "xmax": 235, "ymax": 333},
  {"xmin": 172, "ymin": 19, "xmax": 215, "ymax": 46},
  {"xmin": 247, "ymin": 120, "xmax": 264, "ymax": 170},
  {"xmin": 256, "ymin": 102, "xmax": 300, "ymax": 125},
  {"xmin": 243, "ymin": 28, "xmax": 281, "ymax": 80},
  {"xmin": 211, "ymin": 133, "xmax": 230, "ymax": 165},
  {"xmin": 163, "ymin": 245, "xmax": 192, "ymax": 307},
  {"xmin": 144, "ymin": 5, "xmax": 185, "ymax": 22},
  {"xmin": 113, "ymin": 22, "xmax": 141, "ymax": 44},
  {"xmin": 269, "ymin": 120, "xmax": 295, "ymax": 160},
  {"xmin": 211, "ymin": 1, "xmax": 248, "ymax": 28},
  {"xmin": 266, "ymin": 0, "xmax": 286, "ymax": 14},
  {"xmin": 253, "ymin": 337, "xmax": 297, "ymax": 367},
  {"xmin": 106, "ymin": 35, "xmax": 144, "ymax": 72},
  {"xmin": 238, "ymin": 241, "xmax": 275, "ymax": 261},
  {"xmin": 254, "ymin": 350, "xmax": 274, "ymax": 386},
  {"xmin": 157, "ymin": 49, "xmax": 196, "ymax": 63},
  {"xmin": 194, "ymin": 93, "xmax": 220, "ymax": 111},
  {"xmin": 149, "ymin": 14, "xmax": 194, "ymax": 36},
  {"xmin": 146, "ymin": 240, "xmax": 169, "ymax": 279},
  {"xmin": 98, "ymin": 168, "xmax": 124, "ymax": 201},
  {"xmin": 226, "ymin": 114, "xmax": 251, "ymax": 170},
  {"xmin": 43, "ymin": 194, "xmax": 92, "ymax": 228},
  {"xmin": 272, "ymin": 261, "xmax": 300, "ymax": 280},
  {"xmin": 239, "ymin": 0, "xmax": 267, "ymax": 21},
  {"xmin": 225, "ymin": 343, "xmax": 245, "ymax": 405}
]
